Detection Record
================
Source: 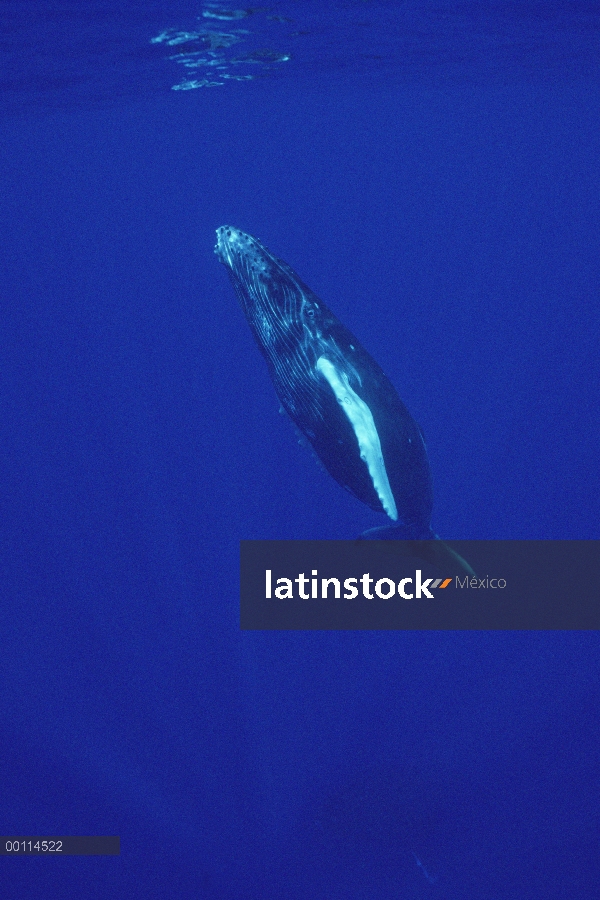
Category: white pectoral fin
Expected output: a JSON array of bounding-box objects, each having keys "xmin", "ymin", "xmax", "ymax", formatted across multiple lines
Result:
[{"xmin": 316, "ymin": 356, "xmax": 398, "ymax": 520}]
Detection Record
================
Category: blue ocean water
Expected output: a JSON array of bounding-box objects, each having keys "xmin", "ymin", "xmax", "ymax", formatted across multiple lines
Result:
[{"xmin": 1, "ymin": 1, "xmax": 599, "ymax": 897}]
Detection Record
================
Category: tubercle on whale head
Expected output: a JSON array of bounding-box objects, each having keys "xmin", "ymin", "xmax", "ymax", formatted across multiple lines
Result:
[
  {"xmin": 214, "ymin": 225, "xmax": 242, "ymax": 258},
  {"xmin": 215, "ymin": 225, "xmax": 270, "ymax": 275}
]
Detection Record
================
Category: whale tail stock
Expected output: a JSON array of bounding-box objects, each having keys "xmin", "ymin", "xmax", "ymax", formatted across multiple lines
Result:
[{"xmin": 359, "ymin": 525, "xmax": 476, "ymax": 577}]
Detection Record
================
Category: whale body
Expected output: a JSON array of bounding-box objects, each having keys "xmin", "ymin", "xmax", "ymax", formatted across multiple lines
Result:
[{"xmin": 215, "ymin": 226, "xmax": 434, "ymax": 537}]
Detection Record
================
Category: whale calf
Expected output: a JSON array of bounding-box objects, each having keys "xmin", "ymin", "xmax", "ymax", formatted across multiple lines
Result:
[{"xmin": 215, "ymin": 226, "xmax": 434, "ymax": 538}]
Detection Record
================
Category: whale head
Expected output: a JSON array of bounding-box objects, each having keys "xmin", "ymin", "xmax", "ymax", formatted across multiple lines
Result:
[{"xmin": 215, "ymin": 226, "xmax": 326, "ymax": 359}]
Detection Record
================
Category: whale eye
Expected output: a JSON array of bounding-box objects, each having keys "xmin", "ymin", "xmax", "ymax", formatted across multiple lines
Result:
[{"xmin": 306, "ymin": 308, "xmax": 315, "ymax": 318}]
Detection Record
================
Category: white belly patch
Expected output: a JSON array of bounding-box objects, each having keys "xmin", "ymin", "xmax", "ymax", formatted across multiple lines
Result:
[{"xmin": 316, "ymin": 356, "xmax": 398, "ymax": 520}]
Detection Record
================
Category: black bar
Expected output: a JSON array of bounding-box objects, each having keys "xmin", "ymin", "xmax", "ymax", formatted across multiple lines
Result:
[
  {"xmin": 240, "ymin": 540, "xmax": 600, "ymax": 630},
  {"xmin": 0, "ymin": 837, "xmax": 120, "ymax": 855}
]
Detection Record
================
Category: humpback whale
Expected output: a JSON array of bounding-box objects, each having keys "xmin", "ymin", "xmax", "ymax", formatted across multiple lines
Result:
[{"xmin": 215, "ymin": 226, "xmax": 433, "ymax": 538}]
